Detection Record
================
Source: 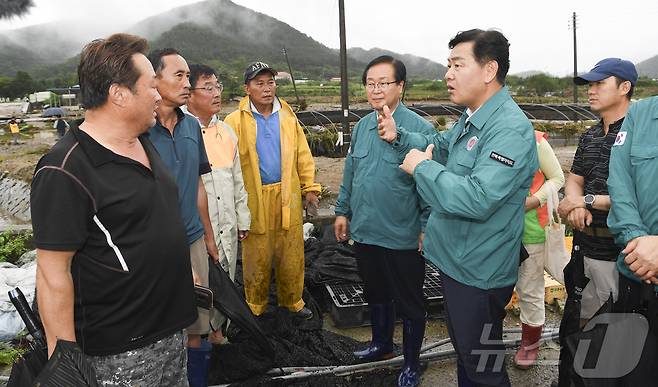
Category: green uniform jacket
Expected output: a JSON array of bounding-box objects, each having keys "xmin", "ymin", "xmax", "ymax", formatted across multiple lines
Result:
[
  {"xmin": 393, "ymin": 86, "xmax": 538, "ymax": 289},
  {"xmin": 607, "ymin": 96, "xmax": 658, "ymax": 290},
  {"xmin": 335, "ymin": 103, "xmax": 435, "ymax": 250}
]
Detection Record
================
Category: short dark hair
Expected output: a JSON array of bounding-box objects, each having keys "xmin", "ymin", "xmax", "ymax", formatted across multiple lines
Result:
[
  {"xmin": 189, "ymin": 64, "xmax": 217, "ymax": 89},
  {"xmin": 614, "ymin": 76, "xmax": 634, "ymax": 100},
  {"xmin": 147, "ymin": 48, "xmax": 180, "ymax": 75},
  {"xmin": 448, "ymin": 29, "xmax": 510, "ymax": 84},
  {"xmin": 78, "ymin": 33, "xmax": 148, "ymax": 109},
  {"xmin": 361, "ymin": 55, "xmax": 407, "ymax": 86}
]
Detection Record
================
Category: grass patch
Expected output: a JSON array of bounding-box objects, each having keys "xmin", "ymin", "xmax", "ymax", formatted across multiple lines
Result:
[
  {"xmin": 0, "ymin": 230, "xmax": 32, "ymax": 264},
  {"xmin": 22, "ymin": 144, "xmax": 50, "ymax": 156},
  {"xmin": 306, "ymin": 130, "xmax": 340, "ymax": 157},
  {"xmin": 0, "ymin": 342, "xmax": 27, "ymax": 366}
]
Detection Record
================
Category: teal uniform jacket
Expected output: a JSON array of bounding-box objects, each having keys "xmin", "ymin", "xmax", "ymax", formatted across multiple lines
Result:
[
  {"xmin": 335, "ymin": 103, "xmax": 435, "ymax": 250},
  {"xmin": 393, "ymin": 86, "xmax": 538, "ymax": 289},
  {"xmin": 607, "ymin": 96, "xmax": 658, "ymax": 290}
]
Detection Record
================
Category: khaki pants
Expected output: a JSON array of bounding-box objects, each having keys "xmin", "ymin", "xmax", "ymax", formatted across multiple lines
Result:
[
  {"xmin": 242, "ymin": 183, "xmax": 305, "ymax": 316},
  {"xmin": 187, "ymin": 237, "xmax": 210, "ymax": 335},
  {"xmin": 517, "ymin": 243, "xmax": 548, "ymax": 326},
  {"xmin": 580, "ymin": 256, "xmax": 619, "ymax": 320}
]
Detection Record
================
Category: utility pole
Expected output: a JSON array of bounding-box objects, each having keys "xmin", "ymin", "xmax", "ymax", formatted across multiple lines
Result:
[
  {"xmin": 571, "ymin": 12, "xmax": 578, "ymax": 103},
  {"xmin": 338, "ymin": 0, "xmax": 349, "ymax": 152},
  {"xmin": 282, "ymin": 47, "xmax": 302, "ymax": 108}
]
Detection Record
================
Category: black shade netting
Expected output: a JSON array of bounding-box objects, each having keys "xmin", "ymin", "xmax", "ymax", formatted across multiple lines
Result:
[{"xmin": 208, "ymin": 229, "xmax": 405, "ymax": 386}]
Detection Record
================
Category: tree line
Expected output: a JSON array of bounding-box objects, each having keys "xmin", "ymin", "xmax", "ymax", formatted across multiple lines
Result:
[{"xmin": 0, "ymin": 70, "xmax": 656, "ymax": 102}]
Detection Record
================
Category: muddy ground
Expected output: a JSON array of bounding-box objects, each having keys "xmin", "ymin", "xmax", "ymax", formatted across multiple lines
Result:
[{"xmin": 322, "ymin": 307, "xmax": 562, "ymax": 387}]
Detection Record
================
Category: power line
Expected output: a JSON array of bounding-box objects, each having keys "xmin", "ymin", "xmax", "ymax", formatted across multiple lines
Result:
[
  {"xmin": 569, "ymin": 12, "xmax": 579, "ymax": 103},
  {"xmin": 337, "ymin": 0, "xmax": 349, "ymax": 151}
]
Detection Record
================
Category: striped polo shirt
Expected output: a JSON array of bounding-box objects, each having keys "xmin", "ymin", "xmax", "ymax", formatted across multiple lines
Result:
[{"xmin": 570, "ymin": 118, "xmax": 624, "ymax": 260}]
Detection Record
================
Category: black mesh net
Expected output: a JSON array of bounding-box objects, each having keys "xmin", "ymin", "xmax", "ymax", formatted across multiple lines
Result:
[
  {"xmin": 304, "ymin": 226, "xmax": 361, "ymax": 287},
  {"xmin": 207, "ymin": 289, "xmax": 402, "ymax": 386},
  {"xmin": 207, "ymin": 226, "xmax": 404, "ymax": 386}
]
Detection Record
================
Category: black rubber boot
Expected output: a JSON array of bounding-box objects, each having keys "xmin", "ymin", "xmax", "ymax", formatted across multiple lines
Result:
[{"xmin": 353, "ymin": 303, "xmax": 395, "ymax": 361}]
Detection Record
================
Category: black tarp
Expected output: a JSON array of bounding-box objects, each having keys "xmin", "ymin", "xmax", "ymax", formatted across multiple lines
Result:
[
  {"xmin": 207, "ymin": 287, "xmax": 402, "ymax": 386},
  {"xmin": 32, "ymin": 340, "xmax": 99, "ymax": 387},
  {"xmin": 304, "ymin": 226, "xmax": 361, "ymax": 287},
  {"xmin": 208, "ymin": 257, "xmax": 274, "ymax": 358},
  {"xmin": 8, "ymin": 339, "xmax": 98, "ymax": 387},
  {"xmin": 7, "ymin": 288, "xmax": 97, "ymax": 387},
  {"xmin": 207, "ymin": 227, "xmax": 408, "ymax": 385}
]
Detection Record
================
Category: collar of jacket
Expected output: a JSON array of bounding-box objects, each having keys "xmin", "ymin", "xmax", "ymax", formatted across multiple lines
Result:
[
  {"xmin": 463, "ymin": 85, "xmax": 512, "ymax": 131},
  {"xmin": 180, "ymin": 105, "xmax": 219, "ymax": 128},
  {"xmin": 364, "ymin": 102, "xmax": 410, "ymax": 130},
  {"xmin": 238, "ymin": 95, "xmax": 290, "ymax": 116}
]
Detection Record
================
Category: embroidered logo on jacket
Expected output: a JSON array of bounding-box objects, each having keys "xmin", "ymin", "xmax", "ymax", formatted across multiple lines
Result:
[
  {"xmin": 489, "ymin": 151, "xmax": 515, "ymax": 167},
  {"xmin": 466, "ymin": 136, "xmax": 478, "ymax": 151}
]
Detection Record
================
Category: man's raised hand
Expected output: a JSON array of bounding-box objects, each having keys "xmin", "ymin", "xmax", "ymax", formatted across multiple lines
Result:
[{"xmin": 377, "ymin": 105, "xmax": 397, "ymax": 143}]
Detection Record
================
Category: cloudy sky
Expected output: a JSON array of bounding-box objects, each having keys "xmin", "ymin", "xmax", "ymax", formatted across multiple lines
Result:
[{"xmin": 1, "ymin": 0, "xmax": 657, "ymax": 76}]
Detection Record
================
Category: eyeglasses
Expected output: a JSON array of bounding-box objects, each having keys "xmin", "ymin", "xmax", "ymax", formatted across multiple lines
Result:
[
  {"xmin": 365, "ymin": 81, "xmax": 398, "ymax": 91},
  {"xmin": 191, "ymin": 83, "xmax": 224, "ymax": 93}
]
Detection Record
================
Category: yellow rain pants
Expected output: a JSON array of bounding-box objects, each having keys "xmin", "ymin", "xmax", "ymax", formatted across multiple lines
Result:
[{"xmin": 242, "ymin": 183, "xmax": 305, "ymax": 315}]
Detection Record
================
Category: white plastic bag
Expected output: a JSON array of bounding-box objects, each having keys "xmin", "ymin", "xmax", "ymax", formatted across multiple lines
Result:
[
  {"xmin": 303, "ymin": 223, "xmax": 315, "ymax": 241},
  {"xmin": 0, "ymin": 260, "xmax": 37, "ymax": 340},
  {"xmin": 544, "ymin": 182, "xmax": 569, "ymax": 284}
]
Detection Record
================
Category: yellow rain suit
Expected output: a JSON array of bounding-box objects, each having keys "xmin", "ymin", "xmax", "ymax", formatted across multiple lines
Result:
[{"xmin": 224, "ymin": 96, "xmax": 320, "ymax": 315}]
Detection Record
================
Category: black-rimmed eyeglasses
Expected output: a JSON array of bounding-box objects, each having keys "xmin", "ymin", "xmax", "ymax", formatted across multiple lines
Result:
[{"xmin": 365, "ymin": 81, "xmax": 398, "ymax": 91}]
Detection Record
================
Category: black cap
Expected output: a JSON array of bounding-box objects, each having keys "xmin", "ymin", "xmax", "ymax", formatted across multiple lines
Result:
[{"xmin": 244, "ymin": 61, "xmax": 277, "ymax": 84}]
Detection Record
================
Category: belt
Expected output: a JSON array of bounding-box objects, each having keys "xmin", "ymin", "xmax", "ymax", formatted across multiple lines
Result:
[{"xmin": 581, "ymin": 226, "xmax": 613, "ymax": 239}]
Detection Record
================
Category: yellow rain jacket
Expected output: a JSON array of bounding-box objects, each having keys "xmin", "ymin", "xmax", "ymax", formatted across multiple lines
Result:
[
  {"xmin": 224, "ymin": 96, "xmax": 321, "ymax": 234},
  {"xmin": 225, "ymin": 96, "xmax": 320, "ymax": 314}
]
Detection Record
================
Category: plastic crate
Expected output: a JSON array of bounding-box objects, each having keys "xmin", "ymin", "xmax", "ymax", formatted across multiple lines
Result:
[
  {"xmin": 423, "ymin": 261, "xmax": 443, "ymax": 301},
  {"xmin": 326, "ymin": 261, "xmax": 444, "ymax": 328},
  {"xmin": 325, "ymin": 283, "xmax": 370, "ymax": 327}
]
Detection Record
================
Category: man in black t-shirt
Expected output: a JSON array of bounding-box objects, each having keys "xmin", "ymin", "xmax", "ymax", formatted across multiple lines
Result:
[
  {"xmin": 30, "ymin": 34, "xmax": 196, "ymax": 385},
  {"xmin": 558, "ymin": 58, "xmax": 638, "ymax": 320}
]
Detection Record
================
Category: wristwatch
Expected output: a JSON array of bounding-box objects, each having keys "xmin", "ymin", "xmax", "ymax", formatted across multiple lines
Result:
[{"xmin": 584, "ymin": 194, "xmax": 596, "ymax": 210}]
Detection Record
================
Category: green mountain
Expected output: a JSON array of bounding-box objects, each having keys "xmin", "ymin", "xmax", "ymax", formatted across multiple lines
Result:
[
  {"xmin": 132, "ymin": 0, "xmax": 367, "ymax": 79},
  {"xmin": 0, "ymin": 21, "xmax": 91, "ymax": 77},
  {"xmin": 347, "ymin": 47, "xmax": 447, "ymax": 80},
  {"xmin": 0, "ymin": 0, "xmax": 445, "ymax": 83},
  {"xmin": 0, "ymin": 40, "xmax": 48, "ymax": 74},
  {"xmin": 636, "ymin": 54, "xmax": 658, "ymax": 78}
]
